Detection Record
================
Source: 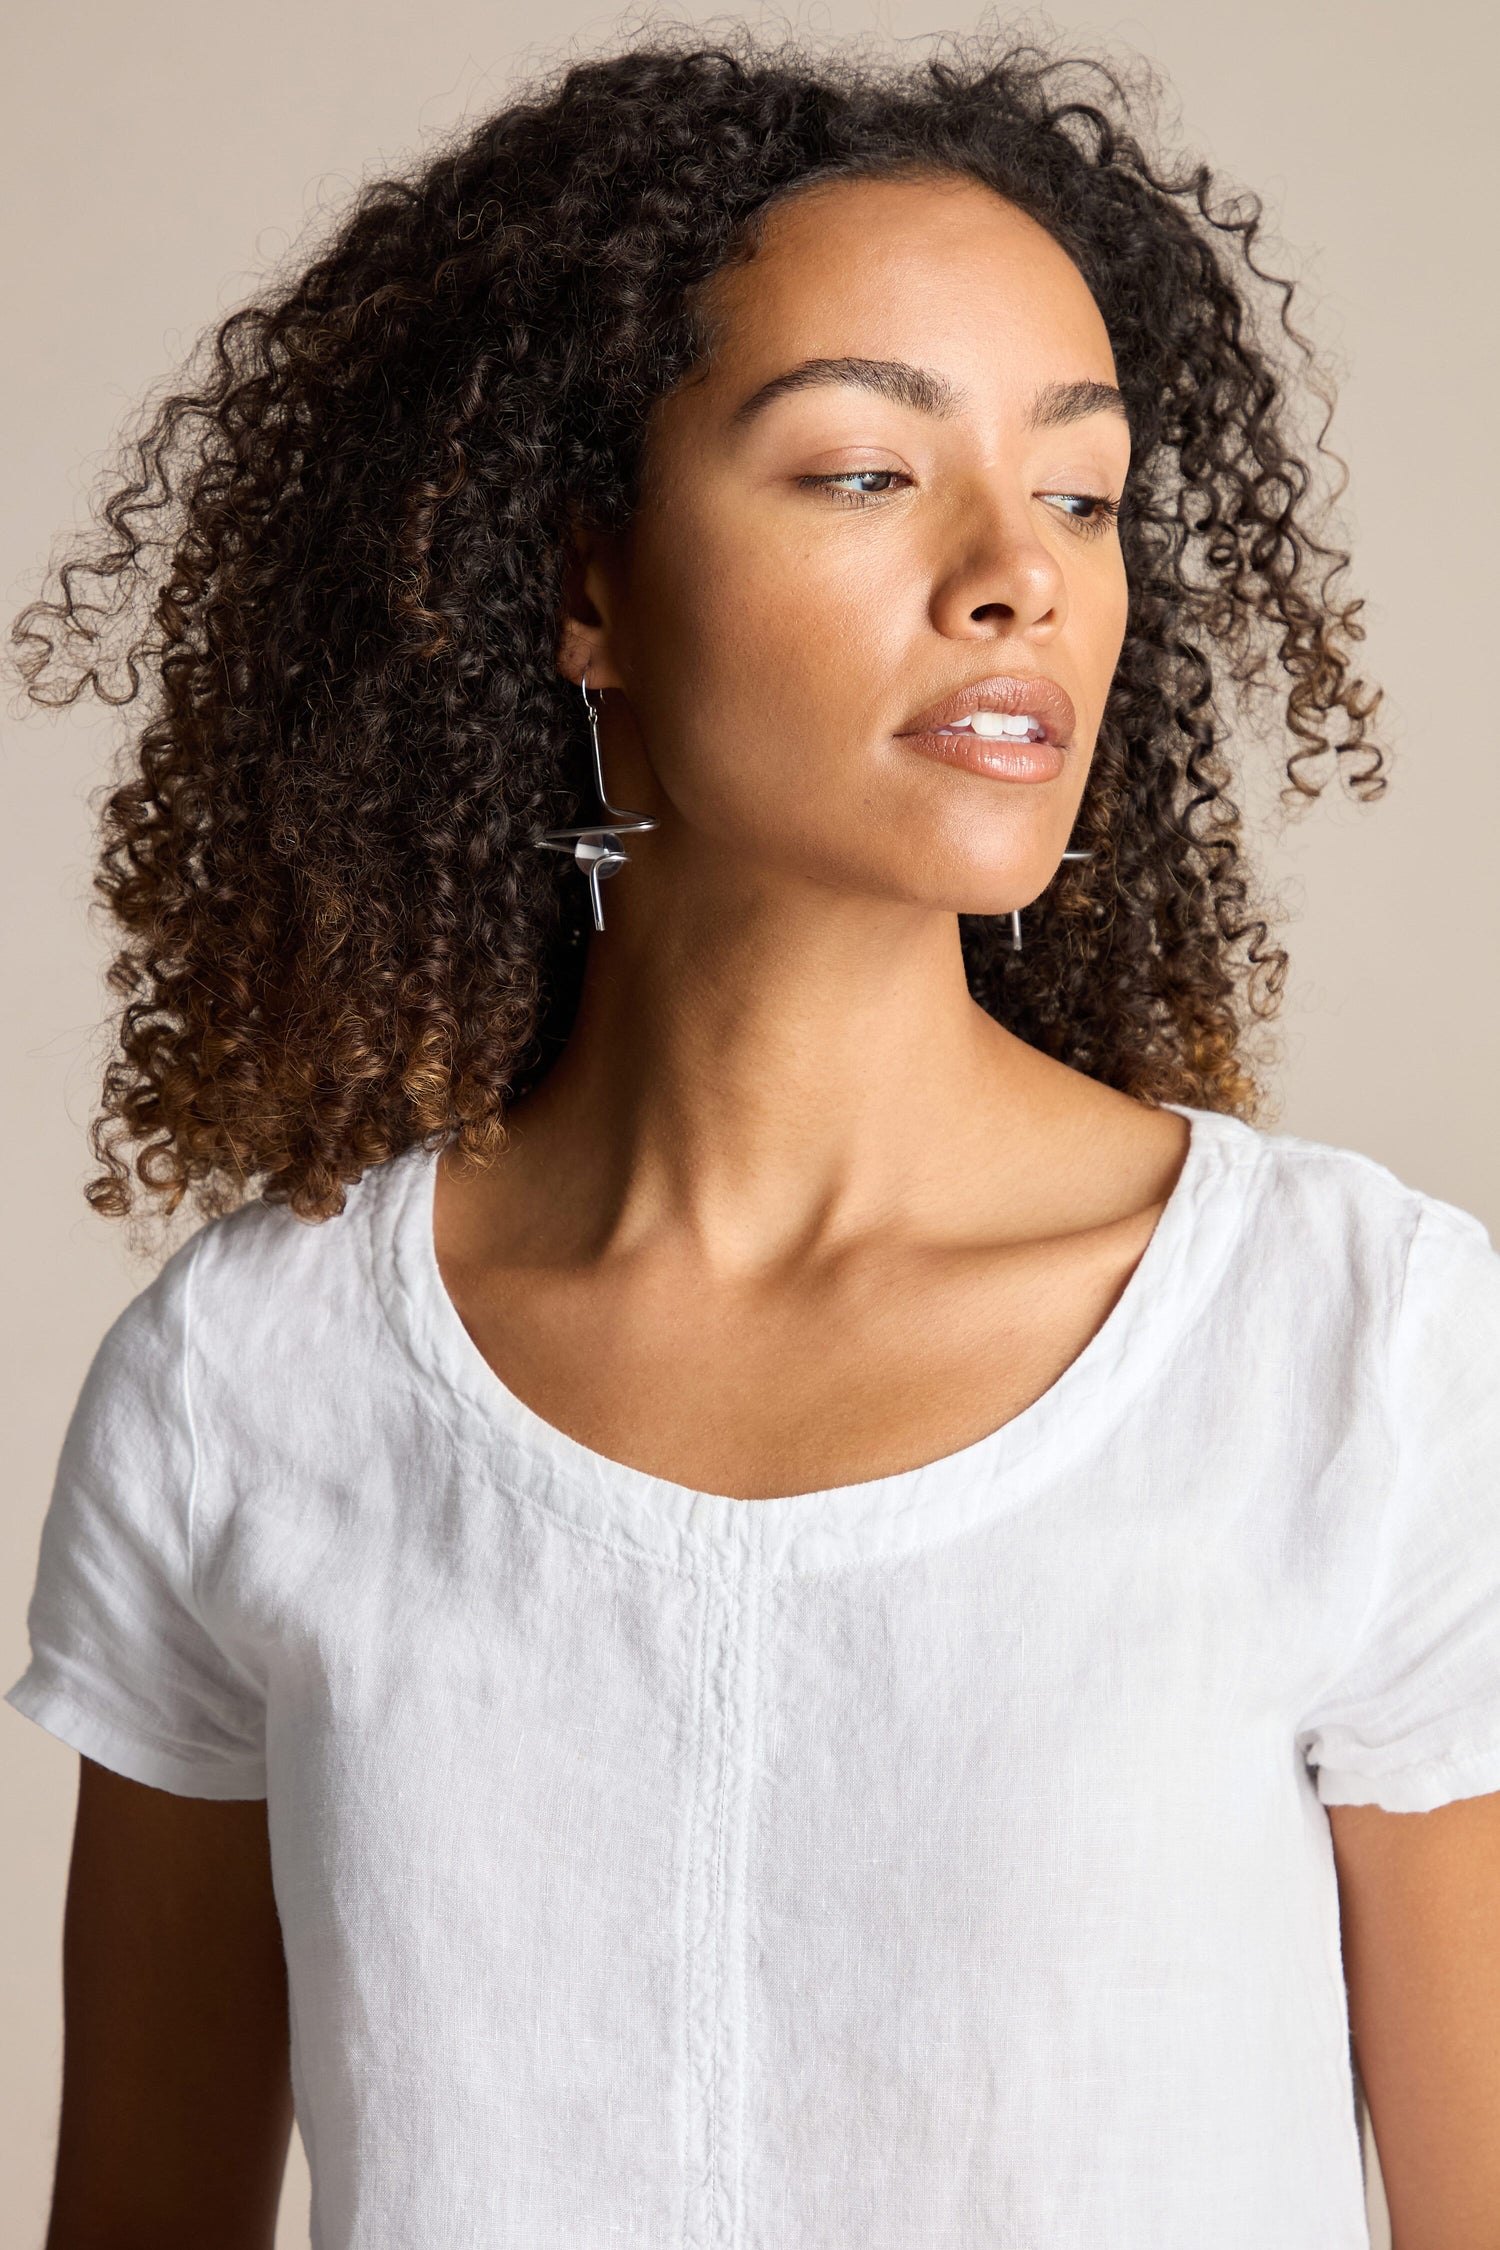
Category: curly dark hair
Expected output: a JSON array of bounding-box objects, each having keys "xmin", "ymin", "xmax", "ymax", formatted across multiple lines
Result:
[{"xmin": 11, "ymin": 17, "xmax": 1385, "ymax": 1227}]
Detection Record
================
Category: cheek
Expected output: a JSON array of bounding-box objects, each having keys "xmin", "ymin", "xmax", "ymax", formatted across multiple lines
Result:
[
  {"xmin": 646, "ymin": 495, "xmax": 878, "ymax": 684},
  {"xmin": 622, "ymin": 504, "xmax": 879, "ymax": 822},
  {"xmin": 1063, "ymin": 545, "xmax": 1130, "ymax": 731},
  {"xmin": 1091, "ymin": 546, "xmax": 1131, "ymax": 654}
]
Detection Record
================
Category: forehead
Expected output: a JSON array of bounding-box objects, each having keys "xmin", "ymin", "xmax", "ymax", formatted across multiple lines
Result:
[{"xmin": 695, "ymin": 170, "xmax": 1115, "ymax": 381}]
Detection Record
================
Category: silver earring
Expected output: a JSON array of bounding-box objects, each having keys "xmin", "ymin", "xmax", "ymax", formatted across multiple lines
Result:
[
  {"xmin": 1009, "ymin": 846, "xmax": 1094, "ymax": 953},
  {"xmin": 535, "ymin": 671, "xmax": 658, "ymax": 931}
]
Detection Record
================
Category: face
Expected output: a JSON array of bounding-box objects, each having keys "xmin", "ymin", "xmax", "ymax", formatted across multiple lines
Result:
[{"xmin": 560, "ymin": 169, "xmax": 1132, "ymax": 921}]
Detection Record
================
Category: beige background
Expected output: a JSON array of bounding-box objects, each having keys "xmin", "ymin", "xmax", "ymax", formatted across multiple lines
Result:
[{"xmin": 4, "ymin": 0, "xmax": 1495, "ymax": 2239}]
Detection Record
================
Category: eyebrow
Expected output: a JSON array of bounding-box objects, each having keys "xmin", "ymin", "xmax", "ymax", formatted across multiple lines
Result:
[{"xmin": 727, "ymin": 356, "xmax": 1127, "ymax": 433}]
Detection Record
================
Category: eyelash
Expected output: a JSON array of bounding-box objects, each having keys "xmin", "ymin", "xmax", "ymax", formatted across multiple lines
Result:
[{"xmin": 796, "ymin": 470, "xmax": 1122, "ymax": 537}]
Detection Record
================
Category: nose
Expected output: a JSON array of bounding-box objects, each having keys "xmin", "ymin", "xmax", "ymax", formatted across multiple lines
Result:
[{"xmin": 928, "ymin": 485, "xmax": 1067, "ymax": 642}]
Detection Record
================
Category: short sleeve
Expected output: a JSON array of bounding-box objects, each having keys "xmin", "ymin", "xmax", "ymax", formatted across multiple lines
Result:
[
  {"xmin": 4, "ymin": 1227, "xmax": 266, "ymax": 1799},
  {"xmin": 1299, "ymin": 1194, "xmax": 1500, "ymax": 1813}
]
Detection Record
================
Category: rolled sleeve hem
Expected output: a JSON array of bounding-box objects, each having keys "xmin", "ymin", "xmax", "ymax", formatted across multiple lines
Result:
[
  {"xmin": 4, "ymin": 1660, "xmax": 267, "ymax": 1801},
  {"xmin": 1315, "ymin": 1738, "xmax": 1500, "ymax": 1813}
]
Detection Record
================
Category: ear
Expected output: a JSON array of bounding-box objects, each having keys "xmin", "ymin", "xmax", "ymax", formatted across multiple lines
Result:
[{"xmin": 555, "ymin": 520, "xmax": 628, "ymax": 691}]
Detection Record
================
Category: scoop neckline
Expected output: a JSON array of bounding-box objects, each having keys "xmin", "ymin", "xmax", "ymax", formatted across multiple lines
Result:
[{"xmin": 371, "ymin": 1101, "xmax": 1260, "ymax": 1573}]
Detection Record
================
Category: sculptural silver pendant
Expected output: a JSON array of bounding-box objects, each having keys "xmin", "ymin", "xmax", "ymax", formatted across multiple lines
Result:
[
  {"xmin": 1010, "ymin": 846, "xmax": 1094, "ymax": 952},
  {"xmin": 536, "ymin": 671, "xmax": 658, "ymax": 931}
]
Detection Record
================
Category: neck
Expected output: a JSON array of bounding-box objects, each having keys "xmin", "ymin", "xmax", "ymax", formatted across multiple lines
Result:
[{"xmin": 485, "ymin": 878, "xmax": 1072, "ymax": 1275}]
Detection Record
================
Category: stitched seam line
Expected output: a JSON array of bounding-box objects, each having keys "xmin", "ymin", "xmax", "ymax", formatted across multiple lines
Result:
[
  {"xmin": 737, "ymin": 1516, "xmax": 763, "ymax": 2249},
  {"xmin": 682, "ymin": 1561, "xmax": 714, "ymax": 2250},
  {"xmin": 707, "ymin": 1543, "xmax": 740, "ymax": 2244}
]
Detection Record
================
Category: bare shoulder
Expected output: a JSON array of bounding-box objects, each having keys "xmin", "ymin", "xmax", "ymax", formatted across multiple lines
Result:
[
  {"xmin": 1069, "ymin": 1074, "xmax": 1193, "ymax": 1205},
  {"xmin": 977, "ymin": 1038, "xmax": 1195, "ymax": 1243}
]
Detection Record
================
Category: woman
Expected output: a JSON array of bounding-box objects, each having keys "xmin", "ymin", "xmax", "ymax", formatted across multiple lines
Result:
[{"xmin": 7, "ymin": 26, "xmax": 1499, "ymax": 2249}]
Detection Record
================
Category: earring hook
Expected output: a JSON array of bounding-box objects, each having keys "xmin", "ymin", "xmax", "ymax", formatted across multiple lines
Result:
[{"xmin": 1008, "ymin": 844, "xmax": 1095, "ymax": 953}]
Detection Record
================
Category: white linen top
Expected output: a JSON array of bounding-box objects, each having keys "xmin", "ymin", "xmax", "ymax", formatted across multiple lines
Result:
[{"xmin": 8, "ymin": 1101, "xmax": 1500, "ymax": 2249}]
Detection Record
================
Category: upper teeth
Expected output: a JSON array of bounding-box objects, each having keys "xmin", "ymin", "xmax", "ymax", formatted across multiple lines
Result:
[{"xmin": 957, "ymin": 711, "xmax": 1040, "ymax": 738}]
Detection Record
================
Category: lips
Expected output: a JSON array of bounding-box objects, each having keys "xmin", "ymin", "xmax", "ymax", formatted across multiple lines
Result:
[{"xmin": 894, "ymin": 674, "xmax": 1077, "ymax": 749}]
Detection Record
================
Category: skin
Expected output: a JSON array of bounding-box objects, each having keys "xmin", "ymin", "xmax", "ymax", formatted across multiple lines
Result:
[
  {"xmin": 1328, "ymin": 1794, "xmax": 1500, "ymax": 2248},
  {"xmin": 45, "ymin": 1759, "xmax": 292, "ymax": 2248},
  {"xmin": 43, "ymin": 170, "xmax": 1500, "ymax": 2246}
]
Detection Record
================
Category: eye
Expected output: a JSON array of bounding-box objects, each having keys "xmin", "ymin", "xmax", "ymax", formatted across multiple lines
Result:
[
  {"xmin": 796, "ymin": 469, "xmax": 912, "ymax": 508},
  {"xmin": 796, "ymin": 472, "xmax": 1122, "ymax": 532},
  {"xmin": 1039, "ymin": 492, "xmax": 1122, "ymax": 538}
]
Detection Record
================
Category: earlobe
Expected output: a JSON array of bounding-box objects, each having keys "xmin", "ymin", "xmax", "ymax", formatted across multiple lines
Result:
[
  {"xmin": 555, "ymin": 616, "xmax": 599, "ymax": 690},
  {"xmin": 554, "ymin": 527, "xmax": 600, "ymax": 686}
]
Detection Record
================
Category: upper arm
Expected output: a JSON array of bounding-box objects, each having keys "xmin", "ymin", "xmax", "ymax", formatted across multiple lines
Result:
[
  {"xmin": 44, "ymin": 1755, "xmax": 293, "ymax": 2250},
  {"xmin": 1330, "ymin": 1789, "xmax": 1500, "ymax": 2250}
]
